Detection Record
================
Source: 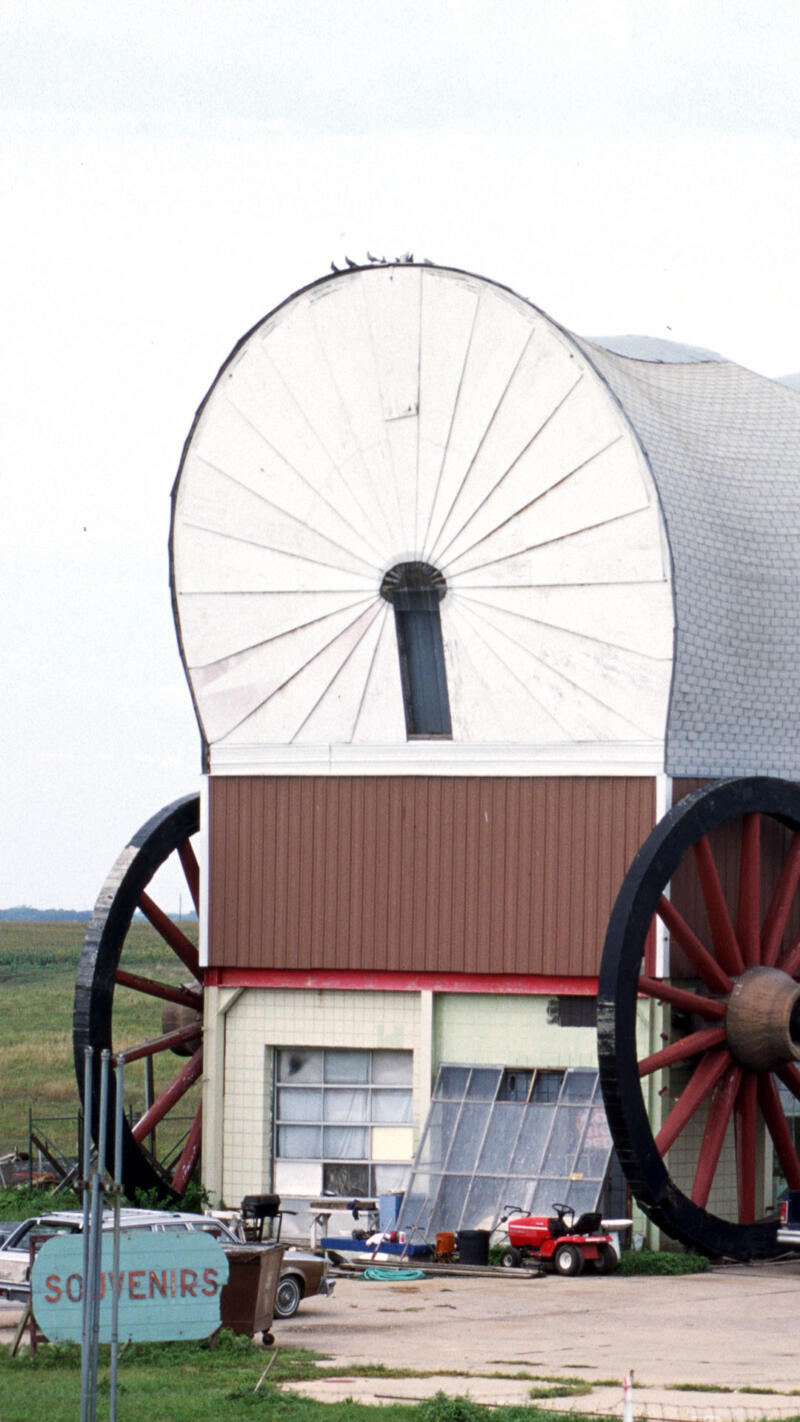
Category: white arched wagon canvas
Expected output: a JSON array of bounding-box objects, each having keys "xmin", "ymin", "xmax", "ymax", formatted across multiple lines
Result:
[{"xmin": 75, "ymin": 262, "xmax": 800, "ymax": 1259}]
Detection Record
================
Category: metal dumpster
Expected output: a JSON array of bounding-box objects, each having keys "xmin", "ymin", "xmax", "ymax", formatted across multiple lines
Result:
[{"xmin": 220, "ymin": 1243, "xmax": 285, "ymax": 1342}]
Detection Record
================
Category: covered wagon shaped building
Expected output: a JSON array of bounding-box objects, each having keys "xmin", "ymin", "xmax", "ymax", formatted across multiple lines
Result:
[{"xmin": 75, "ymin": 262, "xmax": 800, "ymax": 1259}]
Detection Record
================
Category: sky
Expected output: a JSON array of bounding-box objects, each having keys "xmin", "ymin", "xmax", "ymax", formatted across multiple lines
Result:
[{"xmin": 3, "ymin": 0, "xmax": 800, "ymax": 909}]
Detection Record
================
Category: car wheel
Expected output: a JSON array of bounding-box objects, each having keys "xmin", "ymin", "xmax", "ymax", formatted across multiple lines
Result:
[
  {"xmin": 274, "ymin": 1273, "xmax": 304, "ymax": 1318},
  {"xmin": 553, "ymin": 1243, "xmax": 584, "ymax": 1276}
]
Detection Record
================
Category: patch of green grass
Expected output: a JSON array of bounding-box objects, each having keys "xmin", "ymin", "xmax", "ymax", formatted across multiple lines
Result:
[
  {"xmin": 11, "ymin": 1339, "xmax": 800, "ymax": 1422},
  {"xmin": 417, "ymin": 1399, "xmax": 594, "ymax": 1422},
  {"xmin": 0, "ymin": 1184, "xmax": 83, "ymax": 1221},
  {"xmin": 0, "ymin": 1336, "xmax": 611, "ymax": 1422},
  {"xmin": 527, "ymin": 1381, "xmax": 591, "ymax": 1399},
  {"xmin": 0, "ymin": 920, "xmax": 200, "ymax": 1161},
  {"xmin": 673, "ymin": 1382, "xmax": 734, "ymax": 1393},
  {"xmin": 616, "ymin": 1248, "xmax": 710, "ymax": 1276},
  {"xmin": 739, "ymin": 1386, "xmax": 800, "ymax": 1396}
]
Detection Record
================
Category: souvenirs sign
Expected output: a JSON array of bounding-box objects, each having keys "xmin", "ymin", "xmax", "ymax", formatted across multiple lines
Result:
[{"xmin": 32, "ymin": 1229, "xmax": 229, "ymax": 1343}]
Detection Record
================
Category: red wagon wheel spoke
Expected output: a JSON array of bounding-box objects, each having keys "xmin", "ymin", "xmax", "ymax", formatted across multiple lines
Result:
[
  {"xmin": 776, "ymin": 934, "xmax": 800, "ymax": 980},
  {"xmin": 692, "ymin": 1065, "xmax": 743, "ymax": 1210},
  {"xmin": 655, "ymin": 896, "xmax": 731, "ymax": 995},
  {"xmin": 758, "ymin": 1073, "xmax": 800, "ymax": 1189},
  {"xmin": 74, "ymin": 795, "xmax": 204, "ymax": 1202},
  {"xmin": 655, "ymin": 1046, "xmax": 731, "ymax": 1157},
  {"xmin": 638, "ymin": 1026, "xmax": 727, "ymax": 1077},
  {"xmin": 118, "ymin": 1024, "xmax": 203, "ymax": 1064},
  {"xmin": 691, "ymin": 836, "xmax": 745, "ymax": 976},
  {"xmin": 776, "ymin": 1062, "xmax": 800, "ymax": 1106},
  {"xmin": 139, "ymin": 890, "xmax": 200, "ymax": 979},
  {"xmin": 178, "ymin": 839, "xmax": 200, "ymax": 913},
  {"xmin": 734, "ymin": 1074, "xmax": 757, "ymax": 1223},
  {"xmin": 114, "ymin": 969, "xmax": 201, "ymax": 1010},
  {"xmin": 599, "ymin": 779, "xmax": 800, "ymax": 1261},
  {"xmin": 172, "ymin": 1104, "xmax": 203, "ymax": 1196},
  {"xmin": 761, "ymin": 832, "xmax": 800, "ymax": 967},
  {"xmin": 737, "ymin": 813, "xmax": 762, "ymax": 968},
  {"xmin": 638, "ymin": 976, "xmax": 726, "ymax": 1019},
  {"xmin": 131, "ymin": 1047, "xmax": 203, "ymax": 1143}
]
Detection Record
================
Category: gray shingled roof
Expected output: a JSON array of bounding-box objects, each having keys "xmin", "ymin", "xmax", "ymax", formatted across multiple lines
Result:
[{"xmin": 577, "ymin": 340, "xmax": 800, "ymax": 778}]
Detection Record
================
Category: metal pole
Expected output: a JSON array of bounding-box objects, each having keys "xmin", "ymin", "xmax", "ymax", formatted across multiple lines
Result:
[
  {"xmin": 88, "ymin": 1049, "xmax": 109, "ymax": 1422},
  {"xmin": 109, "ymin": 1056, "xmax": 124, "ymax": 1422},
  {"xmin": 145, "ymin": 1055, "xmax": 155, "ymax": 1157},
  {"xmin": 80, "ymin": 1046, "xmax": 94, "ymax": 1422}
]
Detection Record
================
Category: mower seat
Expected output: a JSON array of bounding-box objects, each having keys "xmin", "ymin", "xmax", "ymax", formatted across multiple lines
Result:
[{"xmin": 573, "ymin": 1211, "xmax": 602, "ymax": 1234}]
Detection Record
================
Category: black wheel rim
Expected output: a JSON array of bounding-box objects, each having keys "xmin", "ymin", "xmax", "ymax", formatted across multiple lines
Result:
[
  {"xmin": 599, "ymin": 777, "xmax": 800, "ymax": 1260},
  {"xmin": 73, "ymin": 795, "xmax": 202, "ymax": 1201}
]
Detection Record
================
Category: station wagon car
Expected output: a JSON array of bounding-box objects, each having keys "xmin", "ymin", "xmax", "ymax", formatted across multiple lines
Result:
[{"xmin": 0, "ymin": 1208, "xmax": 332, "ymax": 1318}]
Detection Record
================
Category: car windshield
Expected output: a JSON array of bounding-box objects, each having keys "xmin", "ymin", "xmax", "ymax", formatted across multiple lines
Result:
[
  {"xmin": 191, "ymin": 1222, "xmax": 238, "ymax": 1243},
  {"xmin": 4, "ymin": 1219, "xmax": 82, "ymax": 1249}
]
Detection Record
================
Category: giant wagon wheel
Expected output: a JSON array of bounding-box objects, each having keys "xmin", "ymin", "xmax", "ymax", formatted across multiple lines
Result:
[
  {"xmin": 73, "ymin": 794, "xmax": 203, "ymax": 1202},
  {"xmin": 599, "ymin": 777, "xmax": 800, "ymax": 1259}
]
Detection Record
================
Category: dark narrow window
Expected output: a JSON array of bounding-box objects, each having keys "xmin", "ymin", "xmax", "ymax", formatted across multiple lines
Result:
[{"xmin": 380, "ymin": 562, "xmax": 452, "ymax": 738}]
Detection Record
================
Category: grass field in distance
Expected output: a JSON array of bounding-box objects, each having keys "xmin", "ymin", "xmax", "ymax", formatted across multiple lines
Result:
[{"xmin": 0, "ymin": 919, "xmax": 200, "ymax": 1163}]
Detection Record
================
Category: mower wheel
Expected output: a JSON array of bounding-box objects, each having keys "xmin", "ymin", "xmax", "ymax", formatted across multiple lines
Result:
[
  {"xmin": 592, "ymin": 1244, "xmax": 617, "ymax": 1275},
  {"xmin": 500, "ymin": 1247, "xmax": 522, "ymax": 1269},
  {"xmin": 553, "ymin": 1244, "xmax": 584, "ymax": 1277}
]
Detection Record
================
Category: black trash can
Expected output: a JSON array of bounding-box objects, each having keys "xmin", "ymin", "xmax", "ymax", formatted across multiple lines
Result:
[{"xmin": 457, "ymin": 1229, "xmax": 490, "ymax": 1266}]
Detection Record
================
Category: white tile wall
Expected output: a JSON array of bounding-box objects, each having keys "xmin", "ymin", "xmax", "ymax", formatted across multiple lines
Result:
[{"xmin": 218, "ymin": 988, "xmax": 423, "ymax": 1206}]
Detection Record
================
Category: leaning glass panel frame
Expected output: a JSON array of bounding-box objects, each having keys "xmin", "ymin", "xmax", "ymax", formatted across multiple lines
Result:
[{"xmin": 397, "ymin": 1064, "xmax": 614, "ymax": 1238}]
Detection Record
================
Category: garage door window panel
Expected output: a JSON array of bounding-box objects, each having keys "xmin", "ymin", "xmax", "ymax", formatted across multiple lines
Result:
[
  {"xmin": 274, "ymin": 1046, "xmax": 413, "ymax": 1193},
  {"xmin": 277, "ymin": 1125, "xmax": 322, "ymax": 1157},
  {"xmin": 277, "ymin": 1049, "xmax": 322, "ymax": 1083},
  {"xmin": 276, "ymin": 1088, "xmax": 322, "ymax": 1122}
]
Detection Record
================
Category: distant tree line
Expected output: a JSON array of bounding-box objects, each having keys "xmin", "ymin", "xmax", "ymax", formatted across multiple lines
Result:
[
  {"xmin": 0, "ymin": 906, "xmax": 91, "ymax": 921},
  {"xmin": 0, "ymin": 906, "xmax": 197, "ymax": 922}
]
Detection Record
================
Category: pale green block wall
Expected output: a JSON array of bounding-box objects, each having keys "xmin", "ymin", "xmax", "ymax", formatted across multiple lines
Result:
[{"xmin": 433, "ymin": 993, "xmax": 598, "ymax": 1070}]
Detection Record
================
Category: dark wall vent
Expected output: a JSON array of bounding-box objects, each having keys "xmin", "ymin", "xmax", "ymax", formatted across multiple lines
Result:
[{"xmin": 380, "ymin": 562, "xmax": 451, "ymax": 738}]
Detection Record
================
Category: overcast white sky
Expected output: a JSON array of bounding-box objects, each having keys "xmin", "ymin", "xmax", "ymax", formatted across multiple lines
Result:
[{"xmin": 3, "ymin": 0, "xmax": 800, "ymax": 909}]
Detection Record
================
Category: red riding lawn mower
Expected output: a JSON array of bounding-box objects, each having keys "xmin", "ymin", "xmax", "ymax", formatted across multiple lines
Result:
[{"xmin": 498, "ymin": 1203, "xmax": 618, "ymax": 1276}]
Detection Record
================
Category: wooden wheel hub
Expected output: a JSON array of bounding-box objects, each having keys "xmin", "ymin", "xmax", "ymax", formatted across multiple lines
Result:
[
  {"xmin": 726, "ymin": 966, "xmax": 800, "ymax": 1072},
  {"xmin": 161, "ymin": 998, "xmax": 203, "ymax": 1057}
]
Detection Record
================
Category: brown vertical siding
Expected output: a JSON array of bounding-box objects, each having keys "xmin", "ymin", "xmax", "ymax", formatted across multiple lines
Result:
[{"xmin": 207, "ymin": 776, "xmax": 657, "ymax": 977}]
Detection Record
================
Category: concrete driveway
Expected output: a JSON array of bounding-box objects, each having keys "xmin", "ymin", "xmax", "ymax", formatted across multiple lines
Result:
[{"xmin": 274, "ymin": 1259, "xmax": 800, "ymax": 1417}]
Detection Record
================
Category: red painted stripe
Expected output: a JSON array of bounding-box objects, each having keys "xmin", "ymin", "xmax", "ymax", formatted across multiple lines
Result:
[{"xmin": 204, "ymin": 967, "xmax": 599, "ymax": 995}]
